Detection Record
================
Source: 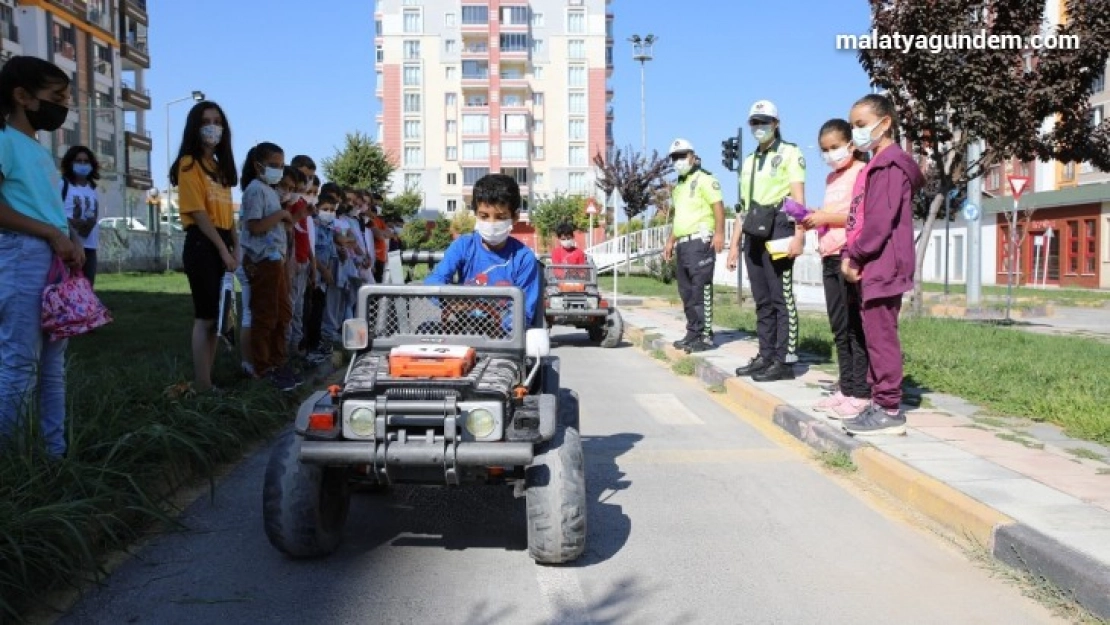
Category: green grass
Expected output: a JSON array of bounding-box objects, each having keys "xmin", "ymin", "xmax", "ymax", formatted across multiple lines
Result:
[
  {"xmin": 650, "ymin": 348, "xmax": 667, "ymax": 360},
  {"xmin": 921, "ymin": 281, "xmax": 1110, "ymax": 308},
  {"xmin": 996, "ymin": 432, "xmax": 1046, "ymax": 450},
  {"xmin": 0, "ymin": 272, "xmax": 296, "ymax": 621},
  {"xmin": 817, "ymin": 450, "xmax": 857, "ymax": 473},
  {"xmin": 1066, "ymin": 447, "xmax": 1107, "ymax": 462},
  {"xmin": 671, "ymin": 356, "xmax": 698, "ymax": 376}
]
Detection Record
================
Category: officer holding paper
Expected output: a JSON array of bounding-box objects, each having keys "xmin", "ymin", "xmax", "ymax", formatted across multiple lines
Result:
[{"xmin": 727, "ymin": 100, "xmax": 806, "ymax": 381}]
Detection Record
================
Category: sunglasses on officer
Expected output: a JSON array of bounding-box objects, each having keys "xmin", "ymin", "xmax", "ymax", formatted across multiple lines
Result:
[{"xmin": 669, "ymin": 151, "xmax": 692, "ymax": 162}]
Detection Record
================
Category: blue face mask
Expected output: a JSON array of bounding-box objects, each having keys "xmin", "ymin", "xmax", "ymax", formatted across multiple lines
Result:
[
  {"xmin": 73, "ymin": 163, "xmax": 93, "ymax": 177},
  {"xmin": 261, "ymin": 166, "xmax": 284, "ymax": 185}
]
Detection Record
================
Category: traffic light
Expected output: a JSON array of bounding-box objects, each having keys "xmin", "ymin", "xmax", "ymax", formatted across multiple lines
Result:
[{"xmin": 721, "ymin": 129, "xmax": 742, "ymax": 172}]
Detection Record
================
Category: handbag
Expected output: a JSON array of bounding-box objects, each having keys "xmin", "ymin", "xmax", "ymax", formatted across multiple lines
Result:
[
  {"xmin": 41, "ymin": 256, "xmax": 112, "ymax": 341},
  {"xmin": 740, "ymin": 156, "xmax": 781, "ymax": 237}
]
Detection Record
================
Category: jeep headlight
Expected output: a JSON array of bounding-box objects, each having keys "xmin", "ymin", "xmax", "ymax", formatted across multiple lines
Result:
[
  {"xmin": 348, "ymin": 406, "xmax": 376, "ymax": 437},
  {"xmin": 465, "ymin": 408, "xmax": 496, "ymax": 439}
]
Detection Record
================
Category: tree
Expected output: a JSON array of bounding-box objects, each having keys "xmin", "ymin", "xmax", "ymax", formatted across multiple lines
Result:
[
  {"xmin": 529, "ymin": 193, "xmax": 589, "ymax": 251},
  {"xmin": 382, "ymin": 187, "xmax": 422, "ymax": 221},
  {"xmin": 858, "ymin": 0, "xmax": 1110, "ymax": 315},
  {"xmin": 321, "ymin": 131, "xmax": 394, "ymax": 191},
  {"xmin": 593, "ymin": 147, "xmax": 672, "ymax": 220}
]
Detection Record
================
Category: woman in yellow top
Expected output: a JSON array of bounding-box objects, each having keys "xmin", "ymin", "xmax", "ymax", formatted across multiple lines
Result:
[{"xmin": 172, "ymin": 101, "xmax": 238, "ymax": 393}]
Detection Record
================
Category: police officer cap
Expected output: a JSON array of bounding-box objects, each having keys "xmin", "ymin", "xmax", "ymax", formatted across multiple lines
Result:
[
  {"xmin": 749, "ymin": 100, "xmax": 779, "ymax": 122},
  {"xmin": 668, "ymin": 138, "xmax": 695, "ymax": 156}
]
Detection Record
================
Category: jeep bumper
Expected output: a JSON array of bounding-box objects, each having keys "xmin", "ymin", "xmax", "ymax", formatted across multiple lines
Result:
[{"xmin": 299, "ymin": 440, "xmax": 534, "ymax": 467}]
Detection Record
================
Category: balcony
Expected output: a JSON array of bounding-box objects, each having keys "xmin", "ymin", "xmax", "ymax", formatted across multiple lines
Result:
[
  {"xmin": 2, "ymin": 19, "xmax": 18, "ymax": 43},
  {"xmin": 123, "ymin": 0, "xmax": 147, "ymax": 24},
  {"xmin": 121, "ymin": 34, "xmax": 149, "ymax": 69},
  {"xmin": 461, "ymin": 41, "xmax": 489, "ymax": 57},
  {"xmin": 87, "ymin": 6, "xmax": 113, "ymax": 33},
  {"xmin": 121, "ymin": 81, "xmax": 151, "ymax": 110},
  {"xmin": 52, "ymin": 0, "xmax": 87, "ymax": 21},
  {"xmin": 124, "ymin": 124, "xmax": 152, "ymax": 150},
  {"xmin": 53, "ymin": 38, "xmax": 77, "ymax": 63}
]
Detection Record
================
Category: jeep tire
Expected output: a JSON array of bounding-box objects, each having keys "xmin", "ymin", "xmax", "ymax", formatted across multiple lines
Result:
[
  {"xmin": 263, "ymin": 429, "xmax": 351, "ymax": 558},
  {"xmin": 525, "ymin": 389, "xmax": 587, "ymax": 564},
  {"xmin": 599, "ymin": 309, "xmax": 623, "ymax": 348}
]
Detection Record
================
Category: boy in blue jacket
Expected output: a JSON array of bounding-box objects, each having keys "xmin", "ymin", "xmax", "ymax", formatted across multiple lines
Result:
[{"xmin": 426, "ymin": 173, "xmax": 540, "ymax": 330}]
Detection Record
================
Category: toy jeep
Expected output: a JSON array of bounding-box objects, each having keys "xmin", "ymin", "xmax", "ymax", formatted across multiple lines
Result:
[
  {"xmin": 542, "ymin": 260, "xmax": 623, "ymax": 348},
  {"xmin": 263, "ymin": 278, "xmax": 587, "ymax": 565}
]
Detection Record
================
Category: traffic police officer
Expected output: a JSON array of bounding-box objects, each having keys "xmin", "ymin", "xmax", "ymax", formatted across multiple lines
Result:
[
  {"xmin": 727, "ymin": 100, "xmax": 806, "ymax": 381},
  {"xmin": 663, "ymin": 138, "xmax": 725, "ymax": 353}
]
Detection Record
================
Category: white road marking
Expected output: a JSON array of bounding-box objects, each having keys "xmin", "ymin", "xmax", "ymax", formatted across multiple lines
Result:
[
  {"xmin": 633, "ymin": 393, "xmax": 706, "ymax": 425},
  {"xmin": 535, "ymin": 565, "xmax": 593, "ymax": 624}
]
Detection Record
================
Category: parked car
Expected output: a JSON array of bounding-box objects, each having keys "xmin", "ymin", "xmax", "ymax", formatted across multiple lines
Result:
[{"xmin": 98, "ymin": 217, "xmax": 149, "ymax": 232}]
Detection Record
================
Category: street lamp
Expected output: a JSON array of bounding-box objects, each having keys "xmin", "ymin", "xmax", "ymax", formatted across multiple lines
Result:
[
  {"xmin": 628, "ymin": 34, "xmax": 656, "ymax": 155},
  {"xmin": 165, "ymin": 90, "xmax": 205, "ymax": 221}
]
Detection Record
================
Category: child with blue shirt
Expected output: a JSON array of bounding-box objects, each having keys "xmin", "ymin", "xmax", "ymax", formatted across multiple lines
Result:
[
  {"xmin": 0, "ymin": 57, "xmax": 81, "ymax": 458},
  {"xmin": 426, "ymin": 173, "xmax": 540, "ymax": 329}
]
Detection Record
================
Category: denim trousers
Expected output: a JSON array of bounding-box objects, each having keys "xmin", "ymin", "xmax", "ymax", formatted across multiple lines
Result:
[{"xmin": 0, "ymin": 231, "xmax": 68, "ymax": 457}]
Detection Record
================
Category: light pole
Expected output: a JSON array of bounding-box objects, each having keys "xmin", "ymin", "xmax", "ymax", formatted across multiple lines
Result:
[
  {"xmin": 628, "ymin": 34, "xmax": 656, "ymax": 155},
  {"xmin": 165, "ymin": 91, "xmax": 205, "ymax": 221}
]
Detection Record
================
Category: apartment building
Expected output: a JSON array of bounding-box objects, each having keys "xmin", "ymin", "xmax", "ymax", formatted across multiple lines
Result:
[
  {"xmin": 0, "ymin": 0, "xmax": 152, "ymax": 220},
  {"xmin": 374, "ymin": 0, "xmax": 614, "ymax": 216}
]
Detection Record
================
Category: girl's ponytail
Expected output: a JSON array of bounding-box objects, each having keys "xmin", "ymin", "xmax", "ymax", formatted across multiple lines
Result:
[{"xmin": 240, "ymin": 146, "xmax": 258, "ymax": 191}]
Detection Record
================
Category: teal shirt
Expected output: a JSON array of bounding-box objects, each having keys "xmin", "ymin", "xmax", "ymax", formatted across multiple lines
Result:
[{"xmin": 0, "ymin": 126, "xmax": 67, "ymax": 234}]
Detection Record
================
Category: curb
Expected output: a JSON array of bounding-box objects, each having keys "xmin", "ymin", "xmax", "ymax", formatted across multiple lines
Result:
[{"xmin": 621, "ymin": 319, "xmax": 1110, "ymax": 620}]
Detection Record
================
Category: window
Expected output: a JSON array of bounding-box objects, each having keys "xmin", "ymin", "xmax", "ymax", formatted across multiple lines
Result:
[
  {"xmin": 503, "ymin": 114, "xmax": 528, "ymax": 133},
  {"xmin": 376, "ymin": 45, "xmax": 384, "ymax": 63},
  {"xmin": 531, "ymin": 38, "xmax": 545, "ymax": 55},
  {"xmin": 376, "ymin": 69, "xmax": 383, "ymax": 90},
  {"xmin": 446, "ymin": 66, "xmax": 457, "ymax": 80},
  {"xmin": 377, "ymin": 122, "xmax": 384, "ymax": 142},
  {"xmin": 502, "ymin": 167, "xmax": 528, "ymax": 184},
  {"xmin": 375, "ymin": 19, "xmax": 382, "ymax": 36},
  {"xmin": 502, "ymin": 91, "xmax": 525, "ymax": 106},
  {"xmin": 501, "ymin": 6, "xmax": 528, "ymax": 25},
  {"xmin": 1063, "ymin": 161, "xmax": 1076, "ymax": 180},
  {"xmin": 404, "ymin": 40, "xmax": 421, "ymax": 59},
  {"xmin": 52, "ymin": 22, "xmax": 77, "ymax": 60},
  {"xmin": 447, "ymin": 172, "xmax": 458, "ymax": 185},
  {"xmin": 404, "ymin": 65, "xmax": 422, "ymax": 86},
  {"xmin": 568, "ymin": 172, "xmax": 586, "ymax": 193},
  {"xmin": 1105, "ymin": 217, "xmax": 1110, "ymax": 263},
  {"xmin": 404, "ymin": 146, "xmax": 422, "ymax": 167},
  {"xmin": 465, "ymin": 92, "xmax": 488, "ymax": 106},
  {"xmin": 954, "ymin": 234, "xmax": 965, "ymax": 280},
  {"xmin": 1093, "ymin": 71, "xmax": 1106, "ymax": 94},
  {"xmin": 403, "ymin": 9, "xmax": 422, "ymax": 33},
  {"xmin": 501, "ymin": 140, "xmax": 528, "ymax": 161},
  {"xmin": 568, "ymin": 92, "xmax": 586, "ymax": 114},
  {"xmin": 446, "ymin": 92, "xmax": 458, "ymax": 106},
  {"xmin": 569, "ymin": 145, "xmax": 586, "ymax": 166},
  {"xmin": 1068, "ymin": 220, "xmax": 1080, "ymax": 274},
  {"xmin": 445, "ymin": 12, "xmax": 456, "ymax": 27},
  {"xmin": 446, "ymin": 120, "xmax": 457, "ymax": 134},
  {"xmin": 534, "ymin": 119, "xmax": 544, "ymax": 134},
  {"xmin": 568, "ymin": 39, "xmax": 585, "ymax": 59},
  {"xmin": 534, "ymin": 66, "xmax": 544, "ymax": 80},
  {"xmin": 94, "ymin": 44, "xmax": 111, "ymax": 74},
  {"xmin": 463, "ymin": 167, "xmax": 489, "ymax": 185},
  {"xmin": 568, "ymin": 119, "xmax": 585, "ymax": 140},
  {"xmin": 462, "ymin": 60, "xmax": 489, "ymax": 79},
  {"xmin": 447, "ymin": 199, "xmax": 458, "ymax": 212},
  {"xmin": 567, "ymin": 11, "xmax": 585, "ymax": 33},
  {"xmin": 534, "ymin": 172, "xmax": 545, "ymax": 186},
  {"xmin": 532, "ymin": 12, "xmax": 545, "ymax": 27},
  {"xmin": 533, "ymin": 93, "xmax": 544, "ymax": 106},
  {"xmin": 500, "ymin": 33, "xmax": 528, "ymax": 52},
  {"xmin": 1092, "ymin": 105, "xmax": 1105, "ymax": 129},
  {"xmin": 568, "ymin": 65, "xmax": 585, "ymax": 87},
  {"xmin": 1085, "ymin": 219, "xmax": 1097, "ymax": 274},
  {"xmin": 445, "ymin": 39, "xmax": 457, "ymax": 55},
  {"xmin": 404, "ymin": 93, "xmax": 421, "ymax": 112},
  {"xmin": 533, "ymin": 145, "xmax": 545, "ymax": 159},
  {"xmin": 462, "ymin": 141, "xmax": 490, "ymax": 160},
  {"xmin": 461, "ymin": 5, "xmax": 488, "ymax": 24},
  {"xmin": 462, "ymin": 114, "xmax": 489, "ymax": 134},
  {"xmin": 404, "ymin": 120, "xmax": 421, "ymax": 139},
  {"xmin": 933, "ymin": 236, "xmax": 943, "ymax": 277},
  {"xmin": 988, "ymin": 166, "xmax": 1001, "ymax": 190},
  {"xmin": 405, "ymin": 173, "xmax": 421, "ymax": 190},
  {"xmin": 446, "ymin": 146, "xmax": 458, "ymax": 160}
]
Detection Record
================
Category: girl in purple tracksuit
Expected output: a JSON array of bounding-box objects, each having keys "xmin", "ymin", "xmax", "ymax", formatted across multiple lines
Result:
[{"xmin": 840, "ymin": 94, "xmax": 925, "ymax": 437}]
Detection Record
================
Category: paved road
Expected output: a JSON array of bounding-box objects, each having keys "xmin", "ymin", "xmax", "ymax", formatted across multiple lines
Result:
[{"xmin": 58, "ymin": 330, "xmax": 1059, "ymax": 625}]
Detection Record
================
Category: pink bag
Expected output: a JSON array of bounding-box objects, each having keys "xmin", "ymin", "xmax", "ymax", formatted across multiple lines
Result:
[{"xmin": 41, "ymin": 256, "xmax": 112, "ymax": 341}]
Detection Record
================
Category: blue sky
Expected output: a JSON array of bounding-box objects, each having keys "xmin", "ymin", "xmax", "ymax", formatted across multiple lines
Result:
[{"xmin": 146, "ymin": 1, "xmax": 875, "ymax": 208}]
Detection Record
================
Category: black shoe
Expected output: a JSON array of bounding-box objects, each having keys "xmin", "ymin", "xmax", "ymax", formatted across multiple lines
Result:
[
  {"xmin": 673, "ymin": 335, "xmax": 697, "ymax": 350},
  {"xmin": 751, "ymin": 361, "xmax": 795, "ymax": 382},
  {"xmin": 684, "ymin": 337, "xmax": 715, "ymax": 353},
  {"xmin": 735, "ymin": 355, "xmax": 769, "ymax": 377}
]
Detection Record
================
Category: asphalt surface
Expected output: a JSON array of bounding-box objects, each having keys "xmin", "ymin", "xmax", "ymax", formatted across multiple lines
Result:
[{"xmin": 56, "ymin": 330, "xmax": 1060, "ymax": 625}]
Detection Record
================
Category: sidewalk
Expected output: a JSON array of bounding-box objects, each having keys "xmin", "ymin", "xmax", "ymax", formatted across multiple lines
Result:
[{"xmin": 616, "ymin": 300, "xmax": 1110, "ymax": 620}]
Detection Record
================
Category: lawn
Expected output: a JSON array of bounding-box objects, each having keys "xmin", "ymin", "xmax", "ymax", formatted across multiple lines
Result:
[
  {"xmin": 920, "ymin": 281, "xmax": 1110, "ymax": 308},
  {"xmin": 611, "ymin": 275, "xmax": 1110, "ymax": 445},
  {"xmin": 0, "ymin": 272, "xmax": 294, "ymax": 621}
]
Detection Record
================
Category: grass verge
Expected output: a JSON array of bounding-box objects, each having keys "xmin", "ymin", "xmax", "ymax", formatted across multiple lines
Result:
[{"xmin": 0, "ymin": 273, "xmax": 296, "ymax": 622}]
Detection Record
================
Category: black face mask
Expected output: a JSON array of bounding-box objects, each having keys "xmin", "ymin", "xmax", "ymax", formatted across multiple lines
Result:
[{"xmin": 26, "ymin": 99, "xmax": 69, "ymax": 132}]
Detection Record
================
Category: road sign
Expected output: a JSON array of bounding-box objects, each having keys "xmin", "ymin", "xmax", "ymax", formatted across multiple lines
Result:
[
  {"xmin": 585, "ymin": 198, "xmax": 599, "ymax": 215},
  {"xmin": 961, "ymin": 200, "xmax": 980, "ymax": 221},
  {"xmin": 1009, "ymin": 175, "xmax": 1030, "ymax": 199}
]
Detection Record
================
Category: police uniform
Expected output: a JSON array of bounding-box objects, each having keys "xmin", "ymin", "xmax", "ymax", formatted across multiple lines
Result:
[
  {"xmin": 739, "ymin": 136, "xmax": 805, "ymax": 366},
  {"xmin": 672, "ymin": 164, "xmax": 723, "ymax": 345}
]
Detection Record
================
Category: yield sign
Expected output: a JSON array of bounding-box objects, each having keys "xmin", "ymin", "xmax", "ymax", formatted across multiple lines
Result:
[
  {"xmin": 585, "ymin": 198, "xmax": 599, "ymax": 215},
  {"xmin": 1009, "ymin": 175, "xmax": 1030, "ymax": 199}
]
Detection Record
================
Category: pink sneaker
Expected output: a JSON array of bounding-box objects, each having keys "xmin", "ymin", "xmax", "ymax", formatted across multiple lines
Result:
[
  {"xmin": 830, "ymin": 397, "xmax": 870, "ymax": 420},
  {"xmin": 814, "ymin": 391, "xmax": 847, "ymax": 413}
]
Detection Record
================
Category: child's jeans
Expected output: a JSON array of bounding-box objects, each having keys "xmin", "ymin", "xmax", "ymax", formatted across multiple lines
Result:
[
  {"xmin": 287, "ymin": 260, "xmax": 310, "ymax": 348},
  {"xmin": 0, "ymin": 231, "xmax": 68, "ymax": 458}
]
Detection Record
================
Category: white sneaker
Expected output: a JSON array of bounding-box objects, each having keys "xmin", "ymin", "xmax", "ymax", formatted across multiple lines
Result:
[
  {"xmin": 814, "ymin": 391, "xmax": 847, "ymax": 413},
  {"xmin": 830, "ymin": 397, "xmax": 870, "ymax": 420}
]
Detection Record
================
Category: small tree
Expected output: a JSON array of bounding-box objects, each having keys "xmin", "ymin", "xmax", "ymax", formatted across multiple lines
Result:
[
  {"xmin": 593, "ymin": 147, "xmax": 672, "ymax": 220},
  {"xmin": 449, "ymin": 209, "xmax": 476, "ymax": 236},
  {"xmin": 399, "ymin": 220, "xmax": 430, "ymax": 250},
  {"xmin": 321, "ymin": 131, "xmax": 395, "ymax": 191},
  {"xmin": 530, "ymin": 193, "xmax": 589, "ymax": 251},
  {"xmin": 859, "ymin": 0, "xmax": 1110, "ymax": 315},
  {"xmin": 424, "ymin": 217, "xmax": 454, "ymax": 251},
  {"xmin": 382, "ymin": 187, "xmax": 422, "ymax": 221}
]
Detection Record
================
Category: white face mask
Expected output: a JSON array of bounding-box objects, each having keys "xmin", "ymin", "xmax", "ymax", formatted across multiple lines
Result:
[
  {"xmin": 821, "ymin": 145, "xmax": 852, "ymax": 169},
  {"xmin": 475, "ymin": 219, "xmax": 513, "ymax": 246},
  {"xmin": 200, "ymin": 123, "xmax": 223, "ymax": 147},
  {"xmin": 751, "ymin": 124, "xmax": 774, "ymax": 144},
  {"xmin": 674, "ymin": 157, "xmax": 693, "ymax": 176},
  {"xmin": 317, "ymin": 211, "xmax": 335, "ymax": 224},
  {"xmin": 852, "ymin": 119, "xmax": 885, "ymax": 152},
  {"xmin": 560, "ymin": 238, "xmax": 575, "ymax": 249},
  {"xmin": 261, "ymin": 166, "xmax": 284, "ymax": 186}
]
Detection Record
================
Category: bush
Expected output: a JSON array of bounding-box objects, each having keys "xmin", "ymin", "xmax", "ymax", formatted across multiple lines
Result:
[
  {"xmin": 645, "ymin": 255, "xmax": 677, "ymax": 284},
  {"xmin": 450, "ymin": 209, "xmax": 476, "ymax": 236}
]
